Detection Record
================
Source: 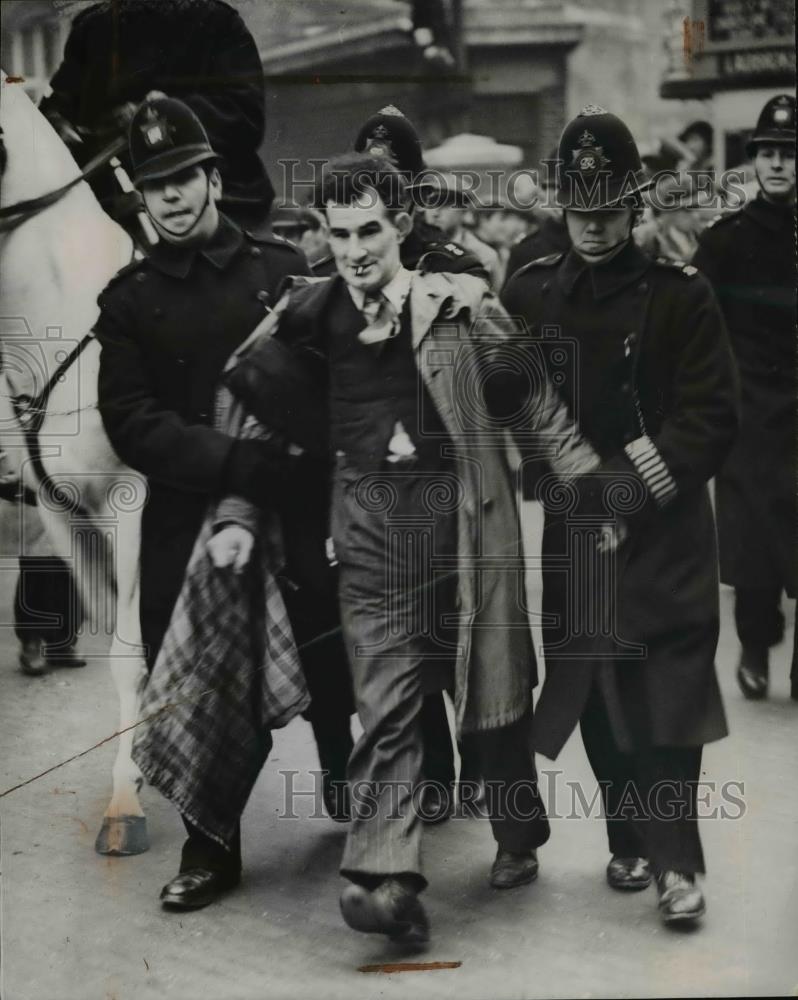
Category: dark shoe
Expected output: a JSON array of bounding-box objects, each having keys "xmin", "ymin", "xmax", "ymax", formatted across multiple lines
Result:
[
  {"xmin": 606, "ymin": 856, "xmax": 652, "ymax": 891},
  {"xmin": 656, "ymin": 871, "xmax": 705, "ymax": 924},
  {"xmin": 489, "ymin": 848, "xmax": 539, "ymax": 889},
  {"xmin": 340, "ymin": 879, "xmax": 429, "ymax": 944},
  {"xmin": 46, "ymin": 642, "xmax": 87, "ymax": 669},
  {"xmin": 322, "ymin": 774, "xmax": 351, "ymax": 823},
  {"xmin": 419, "ymin": 782, "xmax": 453, "ymax": 825},
  {"xmin": 791, "ymin": 677, "xmax": 798, "ymax": 702},
  {"xmin": 19, "ymin": 638, "xmax": 48, "ymax": 676},
  {"xmin": 159, "ymin": 868, "xmax": 240, "ymax": 910},
  {"xmin": 736, "ymin": 645, "xmax": 769, "ymax": 700}
]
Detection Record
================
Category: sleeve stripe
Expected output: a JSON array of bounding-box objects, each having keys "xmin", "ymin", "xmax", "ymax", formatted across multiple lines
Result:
[{"xmin": 624, "ymin": 435, "xmax": 677, "ymax": 507}]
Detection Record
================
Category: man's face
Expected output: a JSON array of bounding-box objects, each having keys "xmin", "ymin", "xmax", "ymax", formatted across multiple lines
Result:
[
  {"xmin": 140, "ymin": 164, "xmax": 221, "ymax": 243},
  {"xmin": 325, "ymin": 191, "xmax": 410, "ymax": 292},
  {"xmin": 566, "ymin": 207, "xmax": 633, "ymax": 261},
  {"xmin": 754, "ymin": 144, "xmax": 796, "ymax": 203},
  {"xmin": 423, "ymin": 203, "xmax": 462, "ymax": 237}
]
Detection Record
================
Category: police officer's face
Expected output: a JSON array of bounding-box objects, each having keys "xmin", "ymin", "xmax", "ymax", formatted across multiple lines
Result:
[
  {"xmin": 140, "ymin": 165, "xmax": 222, "ymax": 243},
  {"xmin": 423, "ymin": 203, "xmax": 462, "ymax": 237},
  {"xmin": 325, "ymin": 191, "xmax": 412, "ymax": 291},
  {"xmin": 566, "ymin": 207, "xmax": 634, "ymax": 261},
  {"xmin": 754, "ymin": 144, "xmax": 796, "ymax": 202}
]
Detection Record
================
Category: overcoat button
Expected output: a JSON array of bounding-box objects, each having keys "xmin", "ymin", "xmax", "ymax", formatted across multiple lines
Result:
[
  {"xmin": 250, "ymin": 247, "xmax": 262, "ymax": 258},
  {"xmin": 136, "ymin": 273, "xmax": 147, "ymax": 283},
  {"xmin": 637, "ymin": 282, "xmax": 647, "ymax": 293},
  {"xmin": 256, "ymin": 290, "xmax": 270, "ymax": 303},
  {"xmin": 176, "ymin": 358, "xmax": 186, "ymax": 366},
  {"xmin": 621, "ymin": 381, "xmax": 630, "ymax": 393}
]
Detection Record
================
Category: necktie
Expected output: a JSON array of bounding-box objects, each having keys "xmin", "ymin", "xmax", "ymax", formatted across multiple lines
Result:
[{"xmin": 358, "ymin": 290, "xmax": 399, "ymax": 345}]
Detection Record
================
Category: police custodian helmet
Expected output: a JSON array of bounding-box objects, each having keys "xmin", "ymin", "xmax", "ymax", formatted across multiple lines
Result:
[
  {"xmin": 129, "ymin": 97, "xmax": 218, "ymax": 186},
  {"xmin": 746, "ymin": 94, "xmax": 796, "ymax": 157},
  {"xmin": 556, "ymin": 105, "xmax": 651, "ymax": 211},
  {"xmin": 353, "ymin": 105, "xmax": 426, "ymax": 179}
]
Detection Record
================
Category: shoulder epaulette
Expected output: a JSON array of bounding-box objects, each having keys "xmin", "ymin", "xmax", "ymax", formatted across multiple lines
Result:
[
  {"xmin": 100, "ymin": 256, "xmax": 148, "ymax": 294},
  {"xmin": 704, "ymin": 208, "xmax": 741, "ymax": 230},
  {"xmin": 529, "ymin": 252, "xmax": 564, "ymax": 267},
  {"xmin": 654, "ymin": 257, "xmax": 699, "ymax": 278},
  {"xmin": 245, "ymin": 230, "xmax": 303, "ymax": 253}
]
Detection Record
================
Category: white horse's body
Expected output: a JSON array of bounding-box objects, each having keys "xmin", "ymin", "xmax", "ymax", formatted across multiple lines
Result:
[{"xmin": 1, "ymin": 73, "xmax": 150, "ymax": 854}]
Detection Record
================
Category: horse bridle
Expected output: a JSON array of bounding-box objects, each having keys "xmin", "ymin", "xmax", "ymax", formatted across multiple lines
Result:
[{"xmin": 0, "ymin": 127, "xmax": 128, "ymax": 509}]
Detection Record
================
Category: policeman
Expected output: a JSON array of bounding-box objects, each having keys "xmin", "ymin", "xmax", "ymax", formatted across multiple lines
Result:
[
  {"xmin": 502, "ymin": 106, "xmax": 739, "ymax": 925},
  {"xmin": 416, "ymin": 172, "xmax": 503, "ymax": 288},
  {"xmin": 693, "ymin": 95, "xmax": 797, "ymax": 702},
  {"xmin": 353, "ymin": 105, "xmax": 489, "ymax": 280},
  {"xmin": 94, "ymin": 98, "xmax": 351, "ymax": 909},
  {"xmin": 40, "ymin": 0, "xmax": 275, "ymax": 229}
]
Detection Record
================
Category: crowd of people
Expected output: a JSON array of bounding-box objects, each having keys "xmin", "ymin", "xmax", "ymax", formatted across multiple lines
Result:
[{"xmin": 1, "ymin": 0, "xmax": 795, "ymax": 951}]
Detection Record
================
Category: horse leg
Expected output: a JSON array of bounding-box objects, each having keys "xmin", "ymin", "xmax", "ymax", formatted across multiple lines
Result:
[{"xmin": 95, "ymin": 511, "xmax": 150, "ymax": 856}]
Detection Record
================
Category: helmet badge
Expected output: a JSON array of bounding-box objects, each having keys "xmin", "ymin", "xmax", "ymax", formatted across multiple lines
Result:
[
  {"xmin": 571, "ymin": 129, "xmax": 610, "ymax": 175},
  {"xmin": 140, "ymin": 107, "xmax": 174, "ymax": 150}
]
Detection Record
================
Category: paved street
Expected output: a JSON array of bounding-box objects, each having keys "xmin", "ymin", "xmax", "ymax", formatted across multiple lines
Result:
[{"xmin": 1, "ymin": 501, "xmax": 796, "ymax": 1000}]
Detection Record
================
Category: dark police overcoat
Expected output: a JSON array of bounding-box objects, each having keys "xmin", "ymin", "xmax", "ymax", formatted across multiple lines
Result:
[
  {"xmin": 502, "ymin": 241, "xmax": 739, "ymax": 757},
  {"xmin": 94, "ymin": 215, "xmax": 308, "ymax": 663},
  {"xmin": 693, "ymin": 196, "xmax": 797, "ymax": 596}
]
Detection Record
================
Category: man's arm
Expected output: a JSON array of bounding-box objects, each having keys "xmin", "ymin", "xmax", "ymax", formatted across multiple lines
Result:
[
  {"xmin": 471, "ymin": 287, "xmax": 600, "ymax": 478},
  {"xmin": 95, "ymin": 289, "xmax": 280, "ymax": 502},
  {"xmin": 596, "ymin": 273, "xmax": 739, "ymax": 520}
]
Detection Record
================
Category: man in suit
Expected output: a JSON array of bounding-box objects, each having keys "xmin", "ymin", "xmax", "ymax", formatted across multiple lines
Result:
[
  {"xmin": 693, "ymin": 94, "xmax": 797, "ymax": 701},
  {"xmin": 502, "ymin": 106, "xmax": 739, "ymax": 925},
  {"xmin": 219, "ymin": 153, "xmax": 606, "ymax": 943},
  {"xmin": 95, "ymin": 98, "xmax": 352, "ymax": 908}
]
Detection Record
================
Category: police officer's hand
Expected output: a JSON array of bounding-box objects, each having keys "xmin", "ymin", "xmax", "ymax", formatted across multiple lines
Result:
[
  {"xmin": 111, "ymin": 101, "xmax": 139, "ymax": 132},
  {"xmin": 207, "ymin": 525, "xmax": 254, "ymax": 573}
]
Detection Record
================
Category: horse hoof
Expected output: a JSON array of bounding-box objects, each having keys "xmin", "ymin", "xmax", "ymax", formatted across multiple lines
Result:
[{"xmin": 95, "ymin": 815, "xmax": 149, "ymax": 856}]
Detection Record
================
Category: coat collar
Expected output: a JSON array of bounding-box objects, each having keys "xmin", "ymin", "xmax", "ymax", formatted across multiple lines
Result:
[
  {"xmin": 147, "ymin": 213, "xmax": 244, "ymax": 278},
  {"xmin": 558, "ymin": 239, "xmax": 651, "ymax": 300},
  {"xmin": 409, "ymin": 270, "xmax": 486, "ymax": 350},
  {"xmin": 746, "ymin": 192, "xmax": 795, "ymax": 232}
]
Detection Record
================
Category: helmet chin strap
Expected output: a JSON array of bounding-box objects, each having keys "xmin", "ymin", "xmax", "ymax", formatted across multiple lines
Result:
[{"xmin": 151, "ymin": 170, "xmax": 212, "ymax": 240}]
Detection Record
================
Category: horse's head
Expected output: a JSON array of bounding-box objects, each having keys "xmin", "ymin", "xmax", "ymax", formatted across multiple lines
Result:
[{"xmin": 0, "ymin": 70, "xmax": 84, "ymax": 211}]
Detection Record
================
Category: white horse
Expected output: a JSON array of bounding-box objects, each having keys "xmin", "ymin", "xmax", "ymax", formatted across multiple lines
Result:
[{"xmin": 1, "ymin": 73, "xmax": 151, "ymax": 855}]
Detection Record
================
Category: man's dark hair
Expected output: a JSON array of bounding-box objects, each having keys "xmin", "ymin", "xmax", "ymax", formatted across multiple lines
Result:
[{"xmin": 314, "ymin": 153, "xmax": 410, "ymax": 218}]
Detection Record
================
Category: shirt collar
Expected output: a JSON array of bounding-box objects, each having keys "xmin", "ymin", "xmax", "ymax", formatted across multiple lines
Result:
[
  {"xmin": 347, "ymin": 265, "xmax": 413, "ymax": 313},
  {"xmin": 558, "ymin": 239, "xmax": 651, "ymax": 300},
  {"xmin": 146, "ymin": 213, "xmax": 244, "ymax": 278}
]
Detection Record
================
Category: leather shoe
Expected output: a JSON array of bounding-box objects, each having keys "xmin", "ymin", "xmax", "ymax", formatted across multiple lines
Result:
[
  {"xmin": 340, "ymin": 879, "xmax": 429, "ymax": 944},
  {"xmin": 736, "ymin": 645, "xmax": 768, "ymax": 700},
  {"xmin": 19, "ymin": 638, "xmax": 48, "ymax": 676},
  {"xmin": 419, "ymin": 782, "xmax": 453, "ymax": 825},
  {"xmin": 606, "ymin": 855, "xmax": 652, "ymax": 891},
  {"xmin": 489, "ymin": 848, "xmax": 539, "ymax": 889},
  {"xmin": 159, "ymin": 868, "xmax": 240, "ymax": 910},
  {"xmin": 656, "ymin": 871, "xmax": 705, "ymax": 924}
]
